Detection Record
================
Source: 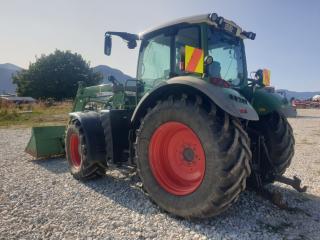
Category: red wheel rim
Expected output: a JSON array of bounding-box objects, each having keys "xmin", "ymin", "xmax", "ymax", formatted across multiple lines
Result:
[
  {"xmin": 148, "ymin": 122, "xmax": 205, "ymax": 196},
  {"xmin": 69, "ymin": 133, "xmax": 81, "ymax": 168}
]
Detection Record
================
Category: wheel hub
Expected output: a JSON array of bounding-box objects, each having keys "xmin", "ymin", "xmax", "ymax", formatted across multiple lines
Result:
[
  {"xmin": 182, "ymin": 147, "xmax": 195, "ymax": 162},
  {"xmin": 148, "ymin": 121, "xmax": 205, "ymax": 196}
]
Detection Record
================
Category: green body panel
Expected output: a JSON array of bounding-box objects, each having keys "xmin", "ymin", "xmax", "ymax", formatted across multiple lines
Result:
[
  {"xmin": 25, "ymin": 126, "xmax": 66, "ymax": 158},
  {"xmin": 251, "ymin": 88, "xmax": 296, "ymax": 117},
  {"xmin": 252, "ymin": 88, "xmax": 282, "ymax": 115}
]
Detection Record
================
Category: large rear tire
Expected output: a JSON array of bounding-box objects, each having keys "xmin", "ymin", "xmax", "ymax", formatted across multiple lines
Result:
[
  {"xmin": 248, "ymin": 112, "xmax": 295, "ymax": 185},
  {"xmin": 65, "ymin": 119, "xmax": 105, "ymax": 180},
  {"xmin": 135, "ymin": 96, "xmax": 251, "ymax": 218}
]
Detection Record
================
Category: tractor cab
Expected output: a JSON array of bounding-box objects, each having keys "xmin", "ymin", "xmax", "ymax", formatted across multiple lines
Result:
[{"xmin": 105, "ymin": 13, "xmax": 257, "ymax": 93}]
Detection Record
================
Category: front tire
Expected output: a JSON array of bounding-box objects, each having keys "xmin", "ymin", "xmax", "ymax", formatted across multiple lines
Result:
[
  {"xmin": 248, "ymin": 112, "xmax": 295, "ymax": 185},
  {"xmin": 135, "ymin": 96, "xmax": 251, "ymax": 218},
  {"xmin": 65, "ymin": 119, "xmax": 104, "ymax": 180}
]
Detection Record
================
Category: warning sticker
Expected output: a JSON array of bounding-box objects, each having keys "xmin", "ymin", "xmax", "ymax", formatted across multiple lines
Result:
[{"xmin": 184, "ymin": 45, "xmax": 204, "ymax": 74}]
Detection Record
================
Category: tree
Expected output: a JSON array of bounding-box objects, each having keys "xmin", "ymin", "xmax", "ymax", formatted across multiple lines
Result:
[{"xmin": 13, "ymin": 50, "xmax": 102, "ymax": 100}]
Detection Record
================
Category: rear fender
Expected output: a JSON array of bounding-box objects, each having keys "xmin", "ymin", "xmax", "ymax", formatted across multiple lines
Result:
[{"xmin": 131, "ymin": 76, "xmax": 259, "ymax": 126}]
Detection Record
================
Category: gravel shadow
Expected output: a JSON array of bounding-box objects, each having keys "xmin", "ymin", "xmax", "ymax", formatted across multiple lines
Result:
[
  {"xmin": 82, "ymin": 169, "xmax": 157, "ymax": 216},
  {"xmin": 31, "ymin": 157, "xmax": 68, "ymax": 174},
  {"xmin": 33, "ymin": 158, "xmax": 155, "ymax": 215}
]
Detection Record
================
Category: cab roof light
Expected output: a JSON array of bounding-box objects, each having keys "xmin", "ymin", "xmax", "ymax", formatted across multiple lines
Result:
[
  {"xmin": 209, "ymin": 13, "xmax": 256, "ymax": 40},
  {"xmin": 208, "ymin": 13, "xmax": 224, "ymax": 26}
]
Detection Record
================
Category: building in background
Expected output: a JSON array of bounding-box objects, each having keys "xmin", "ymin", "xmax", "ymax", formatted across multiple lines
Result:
[{"xmin": 0, "ymin": 95, "xmax": 36, "ymax": 104}]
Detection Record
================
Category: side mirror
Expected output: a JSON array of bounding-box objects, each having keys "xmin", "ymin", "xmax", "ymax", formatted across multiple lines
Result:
[
  {"xmin": 104, "ymin": 35, "xmax": 112, "ymax": 56},
  {"xmin": 255, "ymin": 69, "xmax": 271, "ymax": 86},
  {"xmin": 204, "ymin": 55, "xmax": 213, "ymax": 76}
]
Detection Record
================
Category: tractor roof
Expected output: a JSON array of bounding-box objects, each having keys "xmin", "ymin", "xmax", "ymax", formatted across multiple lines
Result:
[
  {"xmin": 139, "ymin": 13, "xmax": 255, "ymax": 40},
  {"xmin": 139, "ymin": 14, "xmax": 213, "ymax": 37},
  {"xmin": 104, "ymin": 13, "xmax": 255, "ymax": 55}
]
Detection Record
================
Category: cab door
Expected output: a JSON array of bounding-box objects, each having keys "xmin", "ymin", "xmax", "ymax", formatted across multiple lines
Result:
[{"xmin": 137, "ymin": 33, "xmax": 172, "ymax": 92}]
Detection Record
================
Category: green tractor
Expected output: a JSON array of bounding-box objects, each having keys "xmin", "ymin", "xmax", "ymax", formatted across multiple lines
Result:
[{"xmin": 27, "ymin": 13, "xmax": 302, "ymax": 218}]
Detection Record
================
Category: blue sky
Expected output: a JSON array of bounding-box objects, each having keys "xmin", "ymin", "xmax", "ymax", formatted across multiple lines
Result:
[{"xmin": 0, "ymin": 0, "xmax": 319, "ymax": 91}]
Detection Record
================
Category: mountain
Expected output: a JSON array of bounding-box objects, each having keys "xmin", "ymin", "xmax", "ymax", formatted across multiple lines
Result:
[
  {"xmin": 0, "ymin": 63, "xmax": 131, "ymax": 94},
  {"xmin": 0, "ymin": 63, "xmax": 22, "ymax": 71},
  {"xmin": 0, "ymin": 63, "xmax": 23, "ymax": 94},
  {"xmin": 276, "ymin": 89, "xmax": 320, "ymax": 100},
  {"xmin": 92, "ymin": 65, "xmax": 132, "ymax": 84}
]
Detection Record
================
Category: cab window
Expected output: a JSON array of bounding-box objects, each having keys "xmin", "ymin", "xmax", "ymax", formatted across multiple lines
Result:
[
  {"xmin": 207, "ymin": 28, "xmax": 245, "ymax": 85},
  {"xmin": 137, "ymin": 34, "xmax": 171, "ymax": 91},
  {"xmin": 175, "ymin": 27, "xmax": 201, "ymax": 74}
]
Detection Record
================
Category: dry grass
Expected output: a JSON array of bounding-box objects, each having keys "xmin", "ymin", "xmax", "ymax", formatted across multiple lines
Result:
[{"xmin": 0, "ymin": 100, "xmax": 72, "ymax": 128}]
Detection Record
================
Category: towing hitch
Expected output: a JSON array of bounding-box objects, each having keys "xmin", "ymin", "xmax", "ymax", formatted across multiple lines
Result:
[
  {"xmin": 249, "ymin": 133, "xmax": 308, "ymax": 209},
  {"xmin": 274, "ymin": 175, "xmax": 307, "ymax": 193},
  {"xmin": 254, "ymin": 134, "xmax": 307, "ymax": 193},
  {"xmin": 257, "ymin": 175, "xmax": 307, "ymax": 210},
  {"xmin": 255, "ymin": 175, "xmax": 307, "ymax": 209}
]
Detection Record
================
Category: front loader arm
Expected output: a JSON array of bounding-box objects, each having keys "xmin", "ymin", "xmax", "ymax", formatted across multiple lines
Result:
[{"xmin": 105, "ymin": 31, "xmax": 139, "ymax": 42}]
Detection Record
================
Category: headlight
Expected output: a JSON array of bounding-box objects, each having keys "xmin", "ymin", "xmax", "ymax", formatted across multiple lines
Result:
[
  {"xmin": 208, "ymin": 13, "xmax": 224, "ymax": 26},
  {"xmin": 209, "ymin": 13, "xmax": 218, "ymax": 22}
]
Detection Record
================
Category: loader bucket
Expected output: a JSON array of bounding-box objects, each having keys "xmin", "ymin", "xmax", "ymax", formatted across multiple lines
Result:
[{"xmin": 25, "ymin": 126, "xmax": 66, "ymax": 159}]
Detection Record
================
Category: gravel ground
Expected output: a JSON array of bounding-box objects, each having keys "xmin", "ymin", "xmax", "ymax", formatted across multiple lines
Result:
[{"xmin": 0, "ymin": 109, "xmax": 319, "ymax": 240}]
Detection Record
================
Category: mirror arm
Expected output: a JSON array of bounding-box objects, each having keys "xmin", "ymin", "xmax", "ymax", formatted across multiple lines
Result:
[{"xmin": 105, "ymin": 31, "xmax": 139, "ymax": 42}]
